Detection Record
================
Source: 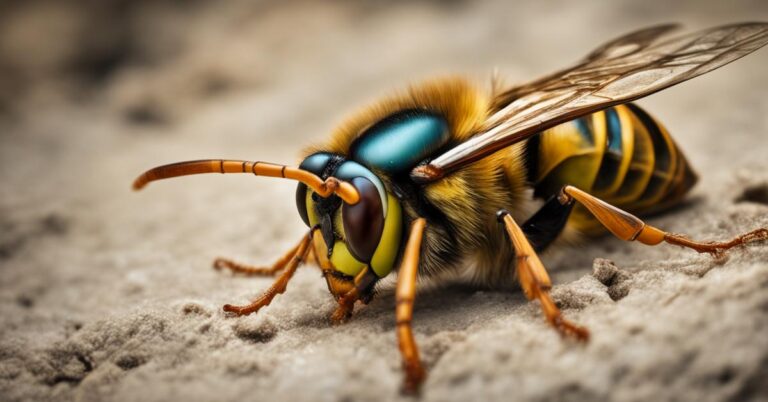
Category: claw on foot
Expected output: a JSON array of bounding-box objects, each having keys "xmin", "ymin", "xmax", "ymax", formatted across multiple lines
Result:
[
  {"xmin": 330, "ymin": 289, "xmax": 358, "ymax": 324},
  {"xmin": 664, "ymin": 228, "xmax": 768, "ymax": 258},
  {"xmin": 401, "ymin": 361, "xmax": 426, "ymax": 395},
  {"xmin": 330, "ymin": 304, "xmax": 353, "ymax": 324},
  {"xmin": 212, "ymin": 258, "xmax": 227, "ymax": 270},
  {"xmin": 551, "ymin": 316, "xmax": 590, "ymax": 342},
  {"xmin": 222, "ymin": 303, "xmax": 260, "ymax": 316}
]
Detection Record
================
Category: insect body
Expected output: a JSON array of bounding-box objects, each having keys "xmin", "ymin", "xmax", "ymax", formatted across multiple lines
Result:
[{"xmin": 133, "ymin": 23, "xmax": 768, "ymax": 393}]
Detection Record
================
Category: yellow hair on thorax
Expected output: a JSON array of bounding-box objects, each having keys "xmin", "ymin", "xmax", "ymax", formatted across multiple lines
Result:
[{"xmin": 304, "ymin": 77, "xmax": 488, "ymax": 158}]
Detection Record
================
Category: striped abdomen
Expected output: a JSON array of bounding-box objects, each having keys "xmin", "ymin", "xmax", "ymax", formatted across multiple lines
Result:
[{"xmin": 525, "ymin": 103, "xmax": 698, "ymax": 234}]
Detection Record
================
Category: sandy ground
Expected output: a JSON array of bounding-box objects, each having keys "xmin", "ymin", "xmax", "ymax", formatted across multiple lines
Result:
[{"xmin": 1, "ymin": 1, "xmax": 768, "ymax": 401}]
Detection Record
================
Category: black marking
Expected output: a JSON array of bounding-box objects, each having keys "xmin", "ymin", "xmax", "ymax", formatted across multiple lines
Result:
[
  {"xmin": 627, "ymin": 104, "xmax": 674, "ymax": 202},
  {"xmin": 628, "ymin": 104, "xmax": 672, "ymax": 175},
  {"xmin": 613, "ymin": 118, "xmax": 651, "ymax": 199},
  {"xmin": 521, "ymin": 192, "xmax": 575, "ymax": 252},
  {"xmin": 328, "ymin": 269, "xmax": 354, "ymax": 280},
  {"xmin": 321, "ymin": 155, "xmax": 346, "ymax": 180},
  {"xmin": 296, "ymin": 183, "xmax": 310, "ymax": 226},
  {"xmin": 321, "ymin": 214, "xmax": 335, "ymax": 258},
  {"xmin": 390, "ymin": 180, "xmax": 407, "ymax": 199},
  {"xmin": 219, "ymin": 160, "xmax": 225, "ymax": 174},
  {"xmin": 593, "ymin": 107, "xmax": 625, "ymax": 192},
  {"xmin": 252, "ymin": 162, "xmax": 258, "ymax": 175},
  {"xmin": 281, "ymin": 166, "xmax": 286, "ymax": 178},
  {"xmin": 355, "ymin": 267, "xmax": 379, "ymax": 303},
  {"xmin": 241, "ymin": 161, "xmax": 247, "ymax": 172},
  {"xmin": 523, "ymin": 134, "xmax": 541, "ymax": 184}
]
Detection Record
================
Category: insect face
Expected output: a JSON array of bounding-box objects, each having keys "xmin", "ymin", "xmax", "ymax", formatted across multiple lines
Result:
[{"xmin": 295, "ymin": 153, "xmax": 403, "ymax": 298}]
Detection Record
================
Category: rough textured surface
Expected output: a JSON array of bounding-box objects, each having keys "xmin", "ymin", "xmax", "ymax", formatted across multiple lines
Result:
[{"xmin": 1, "ymin": 1, "xmax": 768, "ymax": 401}]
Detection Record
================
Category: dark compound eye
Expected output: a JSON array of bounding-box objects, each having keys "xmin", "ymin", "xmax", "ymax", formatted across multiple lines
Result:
[
  {"xmin": 342, "ymin": 177, "xmax": 384, "ymax": 263},
  {"xmin": 295, "ymin": 184, "xmax": 310, "ymax": 226}
]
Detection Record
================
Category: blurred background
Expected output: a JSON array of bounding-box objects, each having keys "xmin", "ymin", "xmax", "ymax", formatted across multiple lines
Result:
[
  {"xmin": 1, "ymin": 1, "xmax": 768, "ymax": 401},
  {"xmin": 2, "ymin": 0, "xmax": 767, "ymax": 224}
]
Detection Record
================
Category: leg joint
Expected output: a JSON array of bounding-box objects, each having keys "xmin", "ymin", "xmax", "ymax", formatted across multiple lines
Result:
[
  {"xmin": 496, "ymin": 209, "xmax": 511, "ymax": 223},
  {"xmin": 396, "ymin": 297, "xmax": 414, "ymax": 305},
  {"xmin": 557, "ymin": 186, "xmax": 574, "ymax": 205}
]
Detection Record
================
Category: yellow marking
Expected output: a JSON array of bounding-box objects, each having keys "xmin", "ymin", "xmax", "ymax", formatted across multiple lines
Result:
[
  {"xmin": 536, "ymin": 118, "xmax": 594, "ymax": 183},
  {"xmin": 330, "ymin": 241, "xmax": 366, "ymax": 277},
  {"xmin": 538, "ymin": 111, "xmax": 607, "ymax": 194},
  {"xmin": 625, "ymin": 114, "xmax": 681, "ymax": 211},
  {"xmin": 306, "ymin": 190, "xmax": 319, "ymax": 227},
  {"xmin": 566, "ymin": 108, "xmax": 651, "ymax": 234},
  {"xmin": 370, "ymin": 194, "xmax": 403, "ymax": 277},
  {"xmin": 609, "ymin": 110, "xmax": 655, "ymax": 204}
]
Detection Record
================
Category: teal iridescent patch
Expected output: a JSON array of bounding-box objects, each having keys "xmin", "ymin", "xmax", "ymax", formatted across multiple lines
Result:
[{"xmin": 350, "ymin": 110, "xmax": 449, "ymax": 174}]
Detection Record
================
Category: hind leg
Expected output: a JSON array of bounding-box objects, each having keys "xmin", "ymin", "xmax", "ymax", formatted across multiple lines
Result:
[
  {"xmin": 213, "ymin": 235, "xmax": 316, "ymax": 276},
  {"xmin": 559, "ymin": 185, "xmax": 767, "ymax": 258}
]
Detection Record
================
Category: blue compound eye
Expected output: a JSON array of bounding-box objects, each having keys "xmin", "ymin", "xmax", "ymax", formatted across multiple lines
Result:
[
  {"xmin": 295, "ymin": 153, "xmax": 332, "ymax": 226},
  {"xmin": 341, "ymin": 177, "xmax": 384, "ymax": 262},
  {"xmin": 350, "ymin": 110, "xmax": 450, "ymax": 174}
]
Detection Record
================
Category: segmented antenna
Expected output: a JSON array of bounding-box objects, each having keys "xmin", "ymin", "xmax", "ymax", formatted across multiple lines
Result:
[{"xmin": 132, "ymin": 159, "xmax": 360, "ymax": 204}]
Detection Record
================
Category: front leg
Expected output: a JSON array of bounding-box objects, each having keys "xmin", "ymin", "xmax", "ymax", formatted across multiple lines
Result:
[
  {"xmin": 497, "ymin": 210, "xmax": 590, "ymax": 341},
  {"xmin": 396, "ymin": 218, "xmax": 427, "ymax": 394},
  {"xmin": 329, "ymin": 267, "xmax": 379, "ymax": 324}
]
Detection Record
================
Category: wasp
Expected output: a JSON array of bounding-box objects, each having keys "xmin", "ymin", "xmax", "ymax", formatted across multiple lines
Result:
[{"xmin": 133, "ymin": 23, "xmax": 768, "ymax": 393}]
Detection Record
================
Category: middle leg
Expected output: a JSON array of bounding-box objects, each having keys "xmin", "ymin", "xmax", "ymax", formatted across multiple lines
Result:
[
  {"xmin": 497, "ymin": 210, "xmax": 590, "ymax": 341},
  {"xmin": 396, "ymin": 218, "xmax": 428, "ymax": 394}
]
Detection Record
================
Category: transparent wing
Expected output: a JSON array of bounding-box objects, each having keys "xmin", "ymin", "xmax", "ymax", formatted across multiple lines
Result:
[{"xmin": 412, "ymin": 22, "xmax": 768, "ymax": 182}]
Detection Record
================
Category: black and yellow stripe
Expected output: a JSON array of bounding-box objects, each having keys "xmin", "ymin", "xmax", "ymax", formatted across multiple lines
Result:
[{"xmin": 524, "ymin": 103, "xmax": 698, "ymax": 234}]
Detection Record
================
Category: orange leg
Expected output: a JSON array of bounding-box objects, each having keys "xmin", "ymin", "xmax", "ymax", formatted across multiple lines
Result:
[
  {"xmin": 213, "ymin": 236, "xmax": 316, "ymax": 276},
  {"xmin": 560, "ymin": 186, "xmax": 768, "ymax": 258},
  {"xmin": 498, "ymin": 211, "xmax": 590, "ymax": 341},
  {"xmin": 396, "ymin": 218, "xmax": 427, "ymax": 394},
  {"xmin": 328, "ymin": 266, "xmax": 380, "ymax": 324},
  {"xmin": 330, "ymin": 289, "xmax": 359, "ymax": 324},
  {"xmin": 222, "ymin": 232, "xmax": 312, "ymax": 316},
  {"xmin": 307, "ymin": 231, "xmax": 359, "ymax": 323}
]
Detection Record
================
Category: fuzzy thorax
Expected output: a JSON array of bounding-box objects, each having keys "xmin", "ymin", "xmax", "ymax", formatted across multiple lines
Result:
[{"xmin": 305, "ymin": 77, "xmax": 531, "ymax": 286}]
